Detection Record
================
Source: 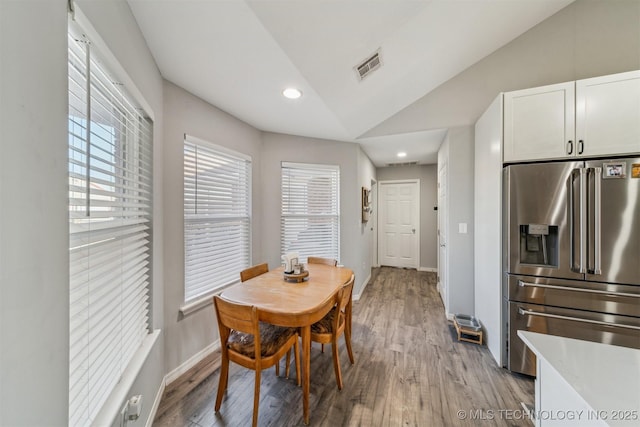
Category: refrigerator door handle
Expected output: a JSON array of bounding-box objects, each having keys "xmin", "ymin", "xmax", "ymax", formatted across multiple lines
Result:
[
  {"xmin": 579, "ymin": 168, "xmax": 587, "ymax": 273},
  {"xmin": 593, "ymin": 167, "xmax": 602, "ymax": 274},
  {"xmin": 570, "ymin": 168, "xmax": 586, "ymax": 273},
  {"xmin": 518, "ymin": 307, "xmax": 640, "ymax": 331},
  {"xmin": 569, "ymin": 169, "xmax": 577, "ymax": 272},
  {"xmin": 517, "ymin": 280, "xmax": 640, "ymax": 298},
  {"xmin": 587, "ymin": 166, "xmax": 603, "ymax": 275}
]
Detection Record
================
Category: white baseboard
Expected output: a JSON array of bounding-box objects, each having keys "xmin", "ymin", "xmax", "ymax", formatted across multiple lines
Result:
[
  {"xmin": 165, "ymin": 340, "xmax": 220, "ymax": 385},
  {"xmin": 145, "ymin": 377, "xmax": 166, "ymax": 427},
  {"xmin": 352, "ymin": 272, "xmax": 372, "ymax": 301},
  {"xmin": 418, "ymin": 267, "xmax": 437, "ymax": 272}
]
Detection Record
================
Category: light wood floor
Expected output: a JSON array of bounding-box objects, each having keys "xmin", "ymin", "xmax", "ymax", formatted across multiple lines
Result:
[{"xmin": 153, "ymin": 267, "xmax": 533, "ymax": 426}]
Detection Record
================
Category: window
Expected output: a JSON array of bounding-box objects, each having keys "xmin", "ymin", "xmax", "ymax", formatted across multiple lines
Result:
[
  {"xmin": 183, "ymin": 136, "xmax": 251, "ymax": 302},
  {"xmin": 68, "ymin": 25, "xmax": 153, "ymax": 427},
  {"xmin": 281, "ymin": 162, "xmax": 340, "ymax": 263}
]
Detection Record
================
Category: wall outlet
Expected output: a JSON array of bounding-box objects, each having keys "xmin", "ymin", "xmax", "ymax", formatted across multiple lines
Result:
[{"xmin": 126, "ymin": 395, "xmax": 143, "ymax": 421}]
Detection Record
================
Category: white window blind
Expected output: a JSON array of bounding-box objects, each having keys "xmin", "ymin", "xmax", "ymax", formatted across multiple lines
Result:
[
  {"xmin": 68, "ymin": 25, "xmax": 153, "ymax": 427},
  {"xmin": 281, "ymin": 162, "xmax": 340, "ymax": 263},
  {"xmin": 184, "ymin": 136, "xmax": 251, "ymax": 302}
]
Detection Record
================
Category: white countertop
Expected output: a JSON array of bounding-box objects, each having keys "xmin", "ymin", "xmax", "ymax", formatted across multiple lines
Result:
[{"xmin": 518, "ymin": 331, "xmax": 640, "ymax": 426}]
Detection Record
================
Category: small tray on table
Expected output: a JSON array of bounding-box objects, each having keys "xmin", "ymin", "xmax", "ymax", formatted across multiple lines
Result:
[{"xmin": 283, "ymin": 270, "xmax": 309, "ymax": 282}]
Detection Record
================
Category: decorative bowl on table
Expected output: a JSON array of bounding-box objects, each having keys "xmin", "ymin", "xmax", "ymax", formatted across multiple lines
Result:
[{"xmin": 283, "ymin": 266, "xmax": 309, "ymax": 282}]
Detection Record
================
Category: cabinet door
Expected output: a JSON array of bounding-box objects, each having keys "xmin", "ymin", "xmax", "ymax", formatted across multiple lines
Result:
[
  {"xmin": 576, "ymin": 70, "xmax": 640, "ymax": 157},
  {"xmin": 504, "ymin": 82, "xmax": 575, "ymax": 162}
]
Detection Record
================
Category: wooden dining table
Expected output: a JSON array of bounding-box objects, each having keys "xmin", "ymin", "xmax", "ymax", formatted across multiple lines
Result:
[{"xmin": 220, "ymin": 263, "xmax": 354, "ymax": 424}]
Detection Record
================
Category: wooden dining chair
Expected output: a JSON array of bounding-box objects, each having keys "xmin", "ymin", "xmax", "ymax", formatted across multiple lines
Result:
[
  {"xmin": 240, "ymin": 262, "xmax": 269, "ymax": 282},
  {"xmin": 310, "ymin": 274, "xmax": 355, "ymax": 390},
  {"xmin": 239, "ymin": 262, "xmax": 292, "ymax": 377},
  {"xmin": 307, "ymin": 256, "xmax": 338, "ymax": 266},
  {"xmin": 213, "ymin": 295, "xmax": 300, "ymax": 427},
  {"xmin": 307, "ymin": 256, "xmax": 339, "ymax": 353}
]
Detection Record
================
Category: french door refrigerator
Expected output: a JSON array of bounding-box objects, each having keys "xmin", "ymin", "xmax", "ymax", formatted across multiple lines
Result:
[{"xmin": 504, "ymin": 157, "xmax": 640, "ymax": 376}]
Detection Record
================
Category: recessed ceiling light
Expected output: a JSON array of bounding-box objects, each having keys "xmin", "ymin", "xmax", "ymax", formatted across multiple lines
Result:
[
  {"xmin": 282, "ymin": 88, "xmax": 302, "ymax": 99},
  {"xmin": 397, "ymin": 152, "xmax": 407, "ymax": 158}
]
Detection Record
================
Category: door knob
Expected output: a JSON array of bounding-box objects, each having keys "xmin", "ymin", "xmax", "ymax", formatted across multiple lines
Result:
[{"xmin": 412, "ymin": 229, "xmax": 416, "ymax": 233}]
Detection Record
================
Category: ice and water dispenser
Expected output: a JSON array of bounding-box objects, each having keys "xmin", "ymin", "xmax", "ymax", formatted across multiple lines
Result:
[{"xmin": 519, "ymin": 224, "xmax": 558, "ymax": 267}]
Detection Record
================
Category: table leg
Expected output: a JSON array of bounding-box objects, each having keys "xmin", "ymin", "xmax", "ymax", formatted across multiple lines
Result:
[{"xmin": 301, "ymin": 325, "xmax": 311, "ymax": 424}]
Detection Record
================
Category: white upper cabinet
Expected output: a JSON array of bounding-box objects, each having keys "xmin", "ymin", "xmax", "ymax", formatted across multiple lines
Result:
[
  {"xmin": 504, "ymin": 82, "xmax": 575, "ymax": 162},
  {"xmin": 576, "ymin": 70, "xmax": 640, "ymax": 157},
  {"xmin": 503, "ymin": 70, "xmax": 640, "ymax": 163}
]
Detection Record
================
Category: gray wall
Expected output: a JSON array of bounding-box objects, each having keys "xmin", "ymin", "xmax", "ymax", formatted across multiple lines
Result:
[
  {"xmin": 357, "ymin": 147, "xmax": 377, "ymax": 296},
  {"xmin": 375, "ymin": 164, "xmax": 438, "ymax": 270},
  {"xmin": 0, "ymin": 1, "xmax": 165, "ymax": 425},
  {"xmin": 365, "ymin": 0, "xmax": 640, "ymax": 137},
  {"xmin": 0, "ymin": 1, "xmax": 69, "ymax": 424},
  {"xmin": 261, "ymin": 133, "xmax": 374, "ymax": 297},
  {"xmin": 161, "ymin": 106, "xmax": 376, "ymax": 375},
  {"xmin": 132, "ymin": 50, "xmax": 378, "ymax": 397},
  {"xmin": 162, "ymin": 80, "xmax": 263, "ymax": 374},
  {"xmin": 438, "ymin": 127, "xmax": 475, "ymax": 317}
]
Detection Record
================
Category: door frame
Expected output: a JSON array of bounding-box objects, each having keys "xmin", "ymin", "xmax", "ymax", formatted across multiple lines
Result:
[
  {"xmin": 377, "ymin": 179, "xmax": 420, "ymax": 269},
  {"xmin": 370, "ymin": 180, "xmax": 379, "ymax": 268},
  {"xmin": 437, "ymin": 162, "xmax": 448, "ymax": 306}
]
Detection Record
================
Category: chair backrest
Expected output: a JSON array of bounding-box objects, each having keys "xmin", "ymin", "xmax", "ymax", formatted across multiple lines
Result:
[
  {"xmin": 240, "ymin": 263, "xmax": 269, "ymax": 282},
  {"xmin": 327, "ymin": 274, "xmax": 355, "ymax": 335},
  {"xmin": 213, "ymin": 296, "xmax": 260, "ymax": 353},
  {"xmin": 337, "ymin": 274, "xmax": 355, "ymax": 312},
  {"xmin": 307, "ymin": 256, "xmax": 338, "ymax": 266}
]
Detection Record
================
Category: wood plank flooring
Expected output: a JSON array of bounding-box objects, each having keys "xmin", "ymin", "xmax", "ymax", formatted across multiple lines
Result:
[{"xmin": 153, "ymin": 267, "xmax": 533, "ymax": 426}]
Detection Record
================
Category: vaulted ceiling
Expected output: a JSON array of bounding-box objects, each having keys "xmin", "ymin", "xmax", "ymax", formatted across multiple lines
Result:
[{"xmin": 127, "ymin": 0, "xmax": 574, "ymax": 165}]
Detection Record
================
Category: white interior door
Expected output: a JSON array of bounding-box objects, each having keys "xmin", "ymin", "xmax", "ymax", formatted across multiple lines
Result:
[
  {"xmin": 437, "ymin": 163, "xmax": 448, "ymax": 306},
  {"xmin": 378, "ymin": 180, "xmax": 419, "ymax": 269}
]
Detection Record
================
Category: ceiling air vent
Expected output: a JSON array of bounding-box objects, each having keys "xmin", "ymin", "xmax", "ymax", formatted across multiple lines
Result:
[
  {"xmin": 355, "ymin": 50, "xmax": 382, "ymax": 81},
  {"xmin": 386, "ymin": 161, "xmax": 418, "ymax": 167}
]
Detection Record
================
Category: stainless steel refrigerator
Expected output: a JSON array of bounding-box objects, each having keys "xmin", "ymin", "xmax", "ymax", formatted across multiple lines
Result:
[{"xmin": 504, "ymin": 157, "xmax": 640, "ymax": 376}]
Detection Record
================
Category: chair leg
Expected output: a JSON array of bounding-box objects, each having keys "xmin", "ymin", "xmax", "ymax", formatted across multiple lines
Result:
[
  {"xmin": 215, "ymin": 354, "xmax": 230, "ymax": 412},
  {"xmin": 293, "ymin": 336, "xmax": 301, "ymax": 386},
  {"xmin": 285, "ymin": 348, "xmax": 291, "ymax": 378},
  {"xmin": 252, "ymin": 368, "xmax": 261, "ymax": 427},
  {"xmin": 331, "ymin": 338, "xmax": 343, "ymax": 390},
  {"xmin": 345, "ymin": 326, "xmax": 355, "ymax": 364},
  {"xmin": 275, "ymin": 358, "xmax": 280, "ymax": 376},
  {"xmin": 344, "ymin": 310, "xmax": 355, "ymax": 365},
  {"xmin": 321, "ymin": 343, "xmax": 325, "ymax": 353}
]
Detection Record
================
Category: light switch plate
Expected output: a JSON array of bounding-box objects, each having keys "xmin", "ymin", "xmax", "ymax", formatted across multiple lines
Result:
[{"xmin": 458, "ymin": 223, "xmax": 467, "ymax": 234}]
